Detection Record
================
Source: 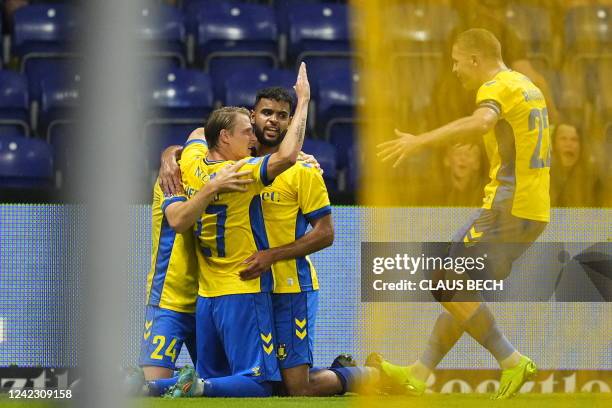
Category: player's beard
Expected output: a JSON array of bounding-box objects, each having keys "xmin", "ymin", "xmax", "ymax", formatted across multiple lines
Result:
[{"xmin": 254, "ymin": 124, "xmax": 286, "ymax": 148}]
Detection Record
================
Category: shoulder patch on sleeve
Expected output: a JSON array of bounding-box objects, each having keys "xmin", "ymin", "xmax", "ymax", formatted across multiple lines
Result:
[{"xmin": 183, "ymin": 138, "xmax": 208, "ymax": 148}]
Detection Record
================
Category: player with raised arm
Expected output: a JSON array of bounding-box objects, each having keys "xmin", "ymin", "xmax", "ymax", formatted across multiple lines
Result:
[
  {"xmin": 127, "ymin": 136, "xmax": 254, "ymax": 396},
  {"xmin": 375, "ymin": 28, "xmax": 550, "ymax": 399},
  {"xmin": 237, "ymin": 86, "xmax": 378, "ymax": 396},
  {"xmin": 163, "ymin": 63, "xmax": 311, "ymax": 398},
  {"xmin": 159, "ymin": 86, "xmax": 378, "ymax": 397}
]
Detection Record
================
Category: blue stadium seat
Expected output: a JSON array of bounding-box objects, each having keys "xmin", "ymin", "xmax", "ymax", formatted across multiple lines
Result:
[
  {"xmin": 315, "ymin": 69, "xmax": 359, "ymax": 129},
  {"xmin": 0, "ymin": 134, "xmax": 53, "ymax": 188},
  {"xmin": 314, "ymin": 68, "xmax": 361, "ymax": 170},
  {"xmin": 137, "ymin": 4, "xmax": 187, "ymax": 67},
  {"xmin": 189, "ymin": 1, "xmax": 278, "ymax": 99},
  {"xmin": 195, "ymin": 2, "xmax": 278, "ymax": 73},
  {"xmin": 25, "ymin": 59, "xmax": 79, "ymax": 105},
  {"xmin": 12, "ymin": 4, "xmax": 79, "ymax": 72},
  {"xmin": 389, "ymin": 3, "xmax": 459, "ymax": 53},
  {"xmin": 39, "ymin": 72, "xmax": 80, "ymax": 141},
  {"xmin": 504, "ymin": 3, "xmax": 552, "ymax": 60},
  {"xmin": 182, "ymin": 0, "xmax": 222, "ymax": 34},
  {"xmin": 287, "ymin": 3, "xmax": 352, "ymax": 68},
  {"xmin": 302, "ymin": 138, "xmax": 337, "ymax": 190},
  {"xmin": 346, "ymin": 143, "xmax": 359, "ymax": 192},
  {"xmin": 0, "ymin": 9, "xmax": 3, "ymax": 66},
  {"xmin": 141, "ymin": 68, "xmax": 213, "ymax": 120},
  {"xmin": 0, "ymin": 71, "xmax": 30, "ymax": 137},
  {"xmin": 275, "ymin": 0, "xmax": 329, "ymax": 36},
  {"xmin": 141, "ymin": 68, "xmax": 213, "ymax": 173},
  {"xmin": 301, "ymin": 56, "xmax": 358, "ymax": 89},
  {"xmin": 223, "ymin": 68, "xmax": 295, "ymax": 107},
  {"xmin": 565, "ymin": 5, "xmax": 611, "ymax": 54}
]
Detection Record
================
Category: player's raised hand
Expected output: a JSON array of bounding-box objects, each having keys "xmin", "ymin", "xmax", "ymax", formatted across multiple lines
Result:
[
  {"xmin": 211, "ymin": 157, "xmax": 254, "ymax": 193},
  {"xmin": 294, "ymin": 62, "xmax": 310, "ymax": 102},
  {"xmin": 376, "ymin": 129, "xmax": 421, "ymax": 168},
  {"xmin": 297, "ymin": 151, "xmax": 323, "ymax": 174},
  {"xmin": 159, "ymin": 145, "xmax": 184, "ymax": 196},
  {"xmin": 240, "ymin": 249, "xmax": 275, "ymax": 281}
]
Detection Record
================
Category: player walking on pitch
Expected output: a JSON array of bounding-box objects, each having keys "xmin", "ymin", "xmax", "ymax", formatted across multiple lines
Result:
[{"xmin": 375, "ymin": 28, "xmax": 550, "ymax": 399}]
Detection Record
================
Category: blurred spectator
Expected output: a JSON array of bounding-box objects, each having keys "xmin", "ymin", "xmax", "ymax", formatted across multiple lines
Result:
[
  {"xmin": 420, "ymin": 142, "xmax": 487, "ymax": 206},
  {"xmin": 550, "ymin": 123, "xmax": 603, "ymax": 207}
]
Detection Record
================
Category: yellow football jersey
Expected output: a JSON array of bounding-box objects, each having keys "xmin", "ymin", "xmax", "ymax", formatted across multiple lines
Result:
[
  {"xmin": 144, "ymin": 139, "xmax": 209, "ymax": 313},
  {"xmin": 261, "ymin": 163, "xmax": 331, "ymax": 294},
  {"xmin": 476, "ymin": 69, "xmax": 550, "ymax": 222},
  {"xmin": 182, "ymin": 154, "xmax": 274, "ymax": 297}
]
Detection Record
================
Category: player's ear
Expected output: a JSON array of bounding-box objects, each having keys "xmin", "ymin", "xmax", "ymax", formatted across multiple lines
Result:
[
  {"xmin": 219, "ymin": 129, "xmax": 229, "ymax": 144},
  {"xmin": 250, "ymin": 110, "xmax": 255, "ymax": 124}
]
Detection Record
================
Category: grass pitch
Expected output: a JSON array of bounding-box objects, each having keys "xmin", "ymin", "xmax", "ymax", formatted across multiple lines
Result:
[
  {"xmin": 0, "ymin": 393, "xmax": 610, "ymax": 407},
  {"xmin": 130, "ymin": 394, "xmax": 610, "ymax": 408}
]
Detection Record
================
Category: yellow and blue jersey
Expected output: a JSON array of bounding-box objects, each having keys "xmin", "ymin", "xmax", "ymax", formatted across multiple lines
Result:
[
  {"xmin": 144, "ymin": 139, "xmax": 209, "ymax": 313},
  {"xmin": 476, "ymin": 69, "xmax": 550, "ymax": 222},
  {"xmin": 182, "ymin": 154, "xmax": 274, "ymax": 297},
  {"xmin": 261, "ymin": 163, "xmax": 331, "ymax": 293}
]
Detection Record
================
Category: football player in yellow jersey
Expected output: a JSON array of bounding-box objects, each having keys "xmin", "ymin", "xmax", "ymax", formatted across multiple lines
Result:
[
  {"xmin": 375, "ymin": 29, "xmax": 549, "ymax": 399},
  {"xmin": 131, "ymin": 130, "xmax": 254, "ymax": 396},
  {"xmin": 159, "ymin": 86, "xmax": 379, "ymax": 397},
  {"xmin": 162, "ymin": 63, "xmax": 313, "ymax": 398},
  {"xmin": 236, "ymin": 86, "xmax": 377, "ymax": 396}
]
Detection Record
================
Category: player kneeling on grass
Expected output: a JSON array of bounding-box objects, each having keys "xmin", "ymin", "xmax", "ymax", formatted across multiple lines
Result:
[
  {"xmin": 157, "ymin": 66, "xmax": 378, "ymax": 398},
  {"xmin": 158, "ymin": 64, "xmax": 310, "ymax": 398},
  {"xmin": 124, "ymin": 144, "xmax": 254, "ymax": 397}
]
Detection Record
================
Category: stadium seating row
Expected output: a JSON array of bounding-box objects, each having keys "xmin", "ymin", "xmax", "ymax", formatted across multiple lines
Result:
[
  {"xmin": 0, "ymin": 63, "xmax": 359, "ymax": 169},
  {"xmin": 0, "ymin": 1, "xmax": 610, "ymax": 198},
  {"xmin": 5, "ymin": 2, "xmax": 611, "ymax": 73},
  {"xmin": 8, "ymin": 2, "xmax": 353, "ymax": 69},
  {"xmin": 0, "ymin": 131, "xmax": 346, "ymax": 193}
]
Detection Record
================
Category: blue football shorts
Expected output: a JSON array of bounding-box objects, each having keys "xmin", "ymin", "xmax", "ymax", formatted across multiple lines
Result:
[
  {"xmin": 195, "ymin": 293, "xmax": 280, "ymax": 382},
  {"xmin": 448, "ymin": 207, "xmax": 548, "ymax": 281},
  {"xmin": 138, "ymin": 305, "xmax": 196, "ymax": 370},
  {"xmin": 272, "ymin": 291, "xmax": 319, "ymax": 370}
]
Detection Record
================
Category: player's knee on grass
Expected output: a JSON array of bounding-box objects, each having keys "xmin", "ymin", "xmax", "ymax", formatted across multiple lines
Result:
[
  {"xmin": 282, "ymin": 365, "xmax": 343, "ymax": 397},
  {"xmin": 282, "ymin": 365, "xmax": 311, "ymax": 396},
  {"xmin": 309, "ymin": 369, "xmax": 344, "ymax": 395},
  {"xmin": 142, "ymin": 365, "xmax": 174, "ymax": 381}
]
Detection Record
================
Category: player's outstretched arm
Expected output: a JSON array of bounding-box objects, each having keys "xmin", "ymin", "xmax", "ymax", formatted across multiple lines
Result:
[
  {"xmin": 158, "ymin": 127, "xmax": 206, "ymax": 196},
  {"xmin": 265, "ymin": 62, "xmax": 310, "ymax": 181},
  {"xmin": 240, "ymin": 214, "xmax": 333, "ymax": 281},
  {"xmin": 377, "ymin": 107, "xmax": 499, "ymax": 168},
  {"xmin": 165, "ymin": 158, "xmax": 253, "ymax": 233}
]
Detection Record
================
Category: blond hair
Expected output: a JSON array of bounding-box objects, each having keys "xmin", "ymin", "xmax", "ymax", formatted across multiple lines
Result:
[
  {"xmin": 204, "ymin": 106, "xmax": 250, "ymax": 149},
  {"xmin": 454, "ymin": 28, "xmax": 502, "ymax": 60}
]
